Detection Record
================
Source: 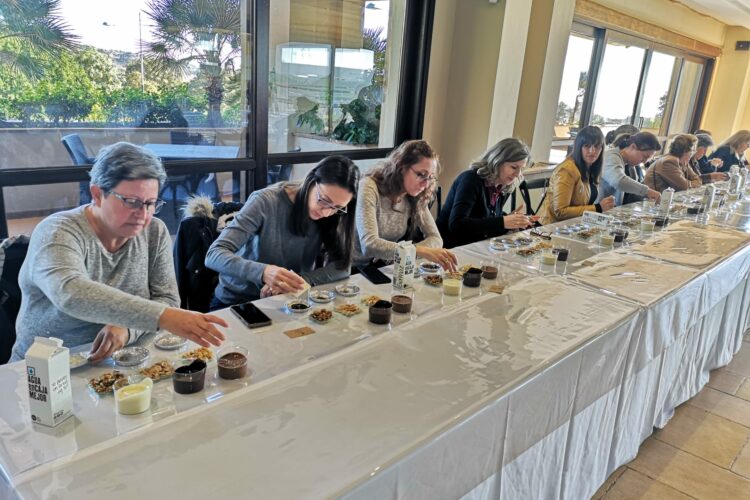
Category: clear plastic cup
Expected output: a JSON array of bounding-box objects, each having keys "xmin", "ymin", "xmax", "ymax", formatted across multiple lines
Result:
[{"xmin": 113, "ymin": 375, "xmax": 153, "ymax": 415}]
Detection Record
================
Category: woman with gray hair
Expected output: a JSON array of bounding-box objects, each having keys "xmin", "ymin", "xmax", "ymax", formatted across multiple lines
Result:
[
  {"xmin": 11, "ymin": 142, "xmax": 226, "ymax": 362},
  {"xmin": 436, "ymin": 138, "xmax": 534, "ymax": 249}
]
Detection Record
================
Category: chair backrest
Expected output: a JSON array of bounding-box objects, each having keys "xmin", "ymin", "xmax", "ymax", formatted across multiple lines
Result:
[
  {"xmin": 61, "ymin": 134, "xmax": 93, "ymax": 165},
  {"xmin": 0, "ymin": 236, "xmax": 29, "ymax": 364}
]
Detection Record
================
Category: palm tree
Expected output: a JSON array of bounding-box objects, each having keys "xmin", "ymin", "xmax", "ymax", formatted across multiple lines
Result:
[
  {"xmin": 0, "ymin": 0, "xmax": 79, "ymax": 78},
  {"xmin": 144, "ymin": 0, "xmax": 241, "ymax": 127}
]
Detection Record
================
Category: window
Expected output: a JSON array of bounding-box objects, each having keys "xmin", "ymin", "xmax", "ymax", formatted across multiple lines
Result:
[
  {"xmin": 268, "ymin": 0, "xmax": 403, "ymax": 154},
  {"xmin": 551, "ymin": 22, "xmax": 712, "ymax": 161},
  {"xmin": 0, "ymin": 0, "xmax": 432, "ymax": 237}
]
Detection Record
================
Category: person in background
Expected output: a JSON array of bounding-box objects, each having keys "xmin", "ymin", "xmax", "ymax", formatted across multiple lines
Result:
[
  {"xmin": 11, "ymin": 142, "xmax": 227, "ymax": 362},
  {"xmin": 436, "ymin": 138, "xmax": 534, "ymax": 248},
  {"xmin": 691, "ymin": 133, "xmax": 727, "ymax": 181},
  {"xmin": 644, "ymin": 134, "xmax": 702, "ymax": 193},
  {"xmin": 539, "ymin": 126, "xmax": 615, "ymax": 225},
  {"xmin": 206, "ymin": 156, "xmax": 359, "ymax": 308},
  {"xmin": 693, "ymin": 129, "xmax": 712, "ymax": 136},
  {"xmin": 355, "ymin": 140, "xmax": 457, "ymax": 271},
  {"xmin": 598, "ymin": 131, "xmax": 662, "ymax": 205},
  {"xmin": 709, "ymin": 130, "xmax": 750, "ymax": 172},
  {"xmin": 604, "ymin": 124, "xmax": 640, "ymax": 147}
]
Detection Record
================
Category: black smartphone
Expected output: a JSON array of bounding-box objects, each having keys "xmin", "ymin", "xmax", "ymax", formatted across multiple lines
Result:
[
  {"xmin": 357, "ymin": 264, "xmax": 391, "ymax": 285},
  {"xmin": 230, "ymin": 302, "xmax": 272, "ymax": 329}
]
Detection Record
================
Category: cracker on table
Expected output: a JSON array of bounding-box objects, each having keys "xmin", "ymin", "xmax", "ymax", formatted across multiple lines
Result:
[{"xmin": 284, "ymin": 326, "xmax": 315, "ymax": 339}]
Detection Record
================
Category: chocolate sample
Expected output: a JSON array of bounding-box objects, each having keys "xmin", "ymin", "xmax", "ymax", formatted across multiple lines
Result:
[
  {"xmin": 173, "ymin": 359, "xmax": 207, "ymax": 394},
  {"xmin": 218, "ymin": 352, "xmax": 248, "ymax": 380},
  {"xmin": 391, "ymin": 295, "xmax": 413, "ymax": 314},
  {"xmin": 368, "ymin": 300, "xmax": 392, "ymax": 324}
]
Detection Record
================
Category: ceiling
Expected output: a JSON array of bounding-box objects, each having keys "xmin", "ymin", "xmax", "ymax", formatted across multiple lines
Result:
[{"xmin": 674, "ymin": 0, "xmax": 750, "ymax": 29}]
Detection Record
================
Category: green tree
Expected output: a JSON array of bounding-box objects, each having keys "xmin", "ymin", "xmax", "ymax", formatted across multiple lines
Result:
[
  {"xmin": 556, "ymin": 101, "xmax": 571, "ymax": 125},
  {"xmin": 144, "ymin": 0, "xmax": 241, "ymax": 127},
  {"xmin": 0, "ymin": 0, "xmax": 78, "ymax": 78}
]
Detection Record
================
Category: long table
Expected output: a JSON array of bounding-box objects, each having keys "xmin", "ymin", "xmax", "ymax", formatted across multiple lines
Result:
[{"xmin": 2, "ymin": 191, "xmax": 750, "ymax": 499}]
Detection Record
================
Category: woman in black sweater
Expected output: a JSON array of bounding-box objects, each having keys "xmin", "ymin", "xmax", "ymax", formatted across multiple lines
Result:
[
  {"xmin": 436, "ymin": 138, "xmax": 534, "ymax": 249},
  {"xmin": 709, "ymin": 130, "xmax": 750, "ymax": 173}
]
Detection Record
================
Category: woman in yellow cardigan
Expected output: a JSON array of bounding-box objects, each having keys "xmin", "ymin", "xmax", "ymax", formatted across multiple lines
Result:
[{"xmin": 539, "ymin": 126, "xmax": 615, "ymax": 225}]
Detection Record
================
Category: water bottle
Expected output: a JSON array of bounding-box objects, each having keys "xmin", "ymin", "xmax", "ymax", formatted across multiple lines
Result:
[
  {"xmin": 701, "ymin": 184, "xmax": 716, "ymax": 212},
  {"xmin": 730, "ymin": 172, "xmax": 741, "ymax": 194},
  {"xmin": 659, "ymin": 187, "xmax": 674, "ymax": 215}
]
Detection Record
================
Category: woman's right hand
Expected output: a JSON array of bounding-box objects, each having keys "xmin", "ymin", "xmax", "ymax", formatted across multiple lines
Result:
[
  {"xmin": 599, "ymin": 196, "xmax": 616, "ymax": 212},
  {"xmin": 709, "ymin": 172, "xmax": 729, "ymax": 182},
  {"xmin": 262, "ymin": 265, "xmax": 306, "ymax": 294},
  {"xmin": 158, "ymin": 307, "xmax": 227, "ymax": 348},
  {"xmin": 710, "ymin": 158, "xmax": 724, "ymax": 169},
  {"xmin": 503, "ymin": 213, "xmax": 534, "ymax": 230},
  {"xmin": 646, "ymin": 189, "xmax": 661, "ymax": 202},
  {"xmin": 417, "ymin": 247, "xmax": 458, "ymax": 272}
]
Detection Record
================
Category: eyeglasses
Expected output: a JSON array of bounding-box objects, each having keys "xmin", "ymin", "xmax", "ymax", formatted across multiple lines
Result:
[
  {"xmin": 529, "ymin": 229, "xmax": 551, "ymax": 240},
  {"xmin": 315, "ymin": 184, "xmax": 348, "ymax": 214},
  {"xmin": 107, "ymin": 191, "xmax": 165, "ymax": 214},
  {"xmin": 411, "ymin": 167, "xmax": 437, "ymax": 183}
]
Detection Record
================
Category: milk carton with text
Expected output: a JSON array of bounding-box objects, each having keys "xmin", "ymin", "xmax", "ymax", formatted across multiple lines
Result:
[
  {"xmin": 392, "ymin": 240, "xmax": 416, "ymax": 289},
  {"xmin": 25, "ymin": 337, "xmax": 73, "ymax": 427}
]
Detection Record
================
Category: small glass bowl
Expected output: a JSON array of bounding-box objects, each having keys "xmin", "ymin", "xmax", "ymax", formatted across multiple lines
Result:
[
  {"xmin": 286, "ymin": 300, "xmax": 311, "ymax": 314},
  {"xmin": 335, "ymin": 284, "xmax": 360, "ymax": 297},
  {"xmin": 309, "ymin": 289, "xmax": 336, "ymax": 304},
  {"xmin": 112, "ymin": 346, "xmax": 150, "ymax": 367}
]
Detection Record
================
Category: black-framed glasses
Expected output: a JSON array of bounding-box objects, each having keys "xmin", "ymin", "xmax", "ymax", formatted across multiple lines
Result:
[
  {"xmin": 530, "ymin": 229, "xmax": 551, "ymax": 240},
  {"xmin": 411, "ymin": 166, "xmax": 437, "ymax": 183},
  {"xmin": 107, "ymin": 191, "xmax": 166, "ymax": 214},
  {"xmin": 315, "ymin": 184, "xmax": 347, "ymax": 214}
]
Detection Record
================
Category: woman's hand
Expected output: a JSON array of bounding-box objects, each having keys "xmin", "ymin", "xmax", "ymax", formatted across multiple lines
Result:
[
  {"xmin": 158, "ymin": 308, "xmax": 228, "ymax": 348},
  {"xmin": 417, "ymin": 247, "xmax": 458, "ymax": 272},
  {"xmin": 710, "ymin": 158, "xmax": 724, "ymax": 169},
  {"xmin": 262, "ymin": 265, "xmax": 306, "ymax": 295},
  {"xmin": 599, "ymin": 196, "xmax": 616, "ymax": 212},
  {"xmin": 503, "ymin": 213, "xmax": 533, "ymax": 230},
  {"xmin": 259, "ymin": 284, "xmax": 277, "ymax": 298},
  {"xmin": 710, "ymin": 172, "xmax": 729, "ymax": 182},
  {"xmin": 89, "ymin": 325, "xmax": 129, "ymax": 363},
  {"xmin": 646, "ymin": 189, "xmax": 661, "ymax": 202}
]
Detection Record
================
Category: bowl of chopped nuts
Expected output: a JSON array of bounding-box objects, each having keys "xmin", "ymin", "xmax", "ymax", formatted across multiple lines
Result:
[{"xmin": 310, "ymin": 308, "xmax": 333, "ymax": 324}]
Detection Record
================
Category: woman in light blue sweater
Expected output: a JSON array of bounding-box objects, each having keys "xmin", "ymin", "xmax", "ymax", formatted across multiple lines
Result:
[{"xmin": 206, "ymin": 155, "xmax": 359, "ymax": 308}]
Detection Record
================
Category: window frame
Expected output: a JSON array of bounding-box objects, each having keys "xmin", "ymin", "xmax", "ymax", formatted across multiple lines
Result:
[{"xmin": 0, "ymin": 0, "xmax": 436, "ymax": 238}]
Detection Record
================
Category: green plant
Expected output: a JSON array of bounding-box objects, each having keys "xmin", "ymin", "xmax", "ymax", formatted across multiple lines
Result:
[
  {"xmin": 331, "ymin": 86, "xmax": 381, "ymax": 145},
  {"xmin": 296, "ymin": 104, "xmax": 325, "ymax": 134}
]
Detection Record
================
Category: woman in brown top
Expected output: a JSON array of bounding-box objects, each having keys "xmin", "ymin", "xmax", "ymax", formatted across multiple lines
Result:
[
  {"xmin": 539, "ymin": 126, "xmax": 615, "ymax": 225},
  {"xmin": 644, "ymin": 134, "xmax": 702, "ymax": 193}
]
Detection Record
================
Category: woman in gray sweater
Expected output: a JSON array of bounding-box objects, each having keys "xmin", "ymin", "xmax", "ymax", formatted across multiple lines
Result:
[
  {"xmin": 11, "ymin": 143, "xmax": 227, "ymax": 362},
  {"xmin": 206, "ymin": 155, "xmax": 359, "ymax": 307},
  {"xmin": 354, "ymin": 140, "xmax": 457, "ymax": 271}
]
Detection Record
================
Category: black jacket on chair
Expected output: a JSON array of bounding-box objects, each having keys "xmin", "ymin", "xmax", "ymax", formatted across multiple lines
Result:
[{"xmin": 173, "ymin": 201, "xmax": 243, "ymax": 313}]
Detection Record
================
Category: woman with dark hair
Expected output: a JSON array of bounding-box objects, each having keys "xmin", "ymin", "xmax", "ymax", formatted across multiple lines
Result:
[
  {"xmin": 690, "ymin": 134, "xmax": 727, "ymax": 182},
  {"xmin": 644, "ymin": 134, "xmax": 702, "ymax": 192},
  {"xmin": 355, "ymin": 140, "xmax": 458, "ymax": 270},
  {"xmin": 604, "ymin": 124, "xmax": 640, "ymax": 147},
  {"xmin": 206, "ymin": 155, "xmax": 359, "ymax": 307},
  {"xmin": 436, "ymin": 138, "xmax": 534, "ymax": 248},
  {"xmin": 11, "ymin": 142, "xmax": 227, "ymax": 362},
  {"xmin": 599, "ymin": 131, "xmax": 662, "ymax": 205},
  {"xmin": 539, "ymin": 126, "xmax": 614, "ymax": 224},
  {"xmin": 709, "ymin": 130, "xmax": 750, "ymax": 173}
]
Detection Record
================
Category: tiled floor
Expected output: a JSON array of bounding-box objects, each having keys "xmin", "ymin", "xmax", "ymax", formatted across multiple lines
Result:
[{"xmin": 593, "ymin": 333, "xmax": 750, "ymax": 499}]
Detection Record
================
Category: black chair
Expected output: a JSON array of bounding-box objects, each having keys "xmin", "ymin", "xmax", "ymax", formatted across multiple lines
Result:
[
  {"xmin": 0, "ymin": 236, "xmax": 29, "ymax": 364},
  {"xmin": 170, "ymin": 131, "xmax": 217, "ymax": 146},
  {"xmin": 61, "ymin": 134, "xmax": 95, "ymax": 205},
  {"xmin": 267, "ymin": 148, "xmax": 301, "ymax": 185}
]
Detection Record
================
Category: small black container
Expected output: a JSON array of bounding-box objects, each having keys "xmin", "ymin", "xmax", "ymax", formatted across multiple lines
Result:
[
  {"xmin": 555, "ymin": 248, "xmax": 570, "ymax": 262},
  {"xmin": 369, "ymin": 300, "xmax": 392, "ymax": 324},
  {"xmin": 173, "ymin": 359, "xmax": 207, "ymax": 394},
  {"xmin": 462, "ymin": 268, "xmax": 483, "ymax": 287}
]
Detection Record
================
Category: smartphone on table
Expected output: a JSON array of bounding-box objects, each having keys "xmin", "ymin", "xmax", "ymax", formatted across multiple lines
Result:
[
  {"xmin": 357, "ymin": 264, "xmax": 391, "ymax": 285},
  {"xmin": 231, "ymin": 302, "xmax": 272, "ymax": 329}
]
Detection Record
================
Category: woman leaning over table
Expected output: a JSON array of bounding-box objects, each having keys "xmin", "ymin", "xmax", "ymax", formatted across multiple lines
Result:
[
  {"xmin": 644, "ymin": 134, "xmax": 702, "ymax": 193},
  {"xmin": 690, "ymin": 134, "xmax": 727, "ymax": 183},
  {"xmin": 539, "ymin": 126, "xmax": 615, "ymax": 225},
  {"xmin": 598, "ymin": 131, "xmax": 662, "ymax": 206},
  {"xmin": 206, "ymin": 155, "xmax": 359, "ymax": 309},
  {"xmin": 436, "ymin": 138, "xmax": 534, "ymax": 248},
  {"xmin": 709, "ymin": 129, "xmax": 750, "ymax": 173},
  {"xmin": 10, "ymin": 142, "xmax": 227, "ymax": 363},
  {"xmin": 354, "ymin": 139, "xmax": 458, "ymax": 271}
]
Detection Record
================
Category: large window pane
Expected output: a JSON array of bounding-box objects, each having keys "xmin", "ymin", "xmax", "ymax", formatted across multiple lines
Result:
[
  {"xmin": 1, "ymin": 0, "xmax": 249, "ymax": 170},
  {"xmin": 668, "ymin": 60, "xmax": 703, "ymax": 135},
  {"xmin": 638, "ymin": 51, "xmax": 675, "ymax": 136},
  {"xmin": 591, "ymin": 41, "xmax": 646, "ymax": 138},
  {"xmin": 268, "ymin": 0, "xmax": 405, "ymax": 153},
  {"xmin": 555, "ymin": 33, "xmax": 594, "ymax": 139}
]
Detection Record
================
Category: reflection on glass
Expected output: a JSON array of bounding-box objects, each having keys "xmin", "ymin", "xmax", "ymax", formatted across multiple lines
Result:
[
  {"xmin": 591, "ymin": 42, "xmax": 646, "ymax": 139},
  {"xmin": 668, "ymin": 60, "xmax": 703, "ymax": 135},
  {"xmin": 268, "ymin": 0, "xmax": 401, "ymax": 153},
  {"xmin": 1, "ymin": 1, "xmax": 247, "ymax": 169},
  {"xmin": 555, "ymin": 34, "xmax": 594, "ymax": 139},
  {"xmin": 638, "ymin": 51, "xmax": 676, "ymax": 136}
]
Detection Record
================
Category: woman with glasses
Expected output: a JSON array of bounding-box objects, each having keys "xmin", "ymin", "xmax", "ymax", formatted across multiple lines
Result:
[
  {"xmin": 11, "ymin": 142, "xmax": 227, "ymax": 362},
  {"xmin": 436, "ymin": 138, "xmax": 534, "ymax": 248},
  {"xmin": 598, "ymin": 131, "xmax": 662, "ymax": 206},
  {"xmin": 539, "ymin": 126, "xmax": 615, "ymax": 225},
  {"xmin": 354, "ymin": 140, "xmax": 458, "ymax": 271},
  {"xmin": 644, "ymin": 134, "xmax": 703, "ymax": 193},
  {"xmin": 206, "ymin": 155, "xmax": 359, "ymax": 307}
]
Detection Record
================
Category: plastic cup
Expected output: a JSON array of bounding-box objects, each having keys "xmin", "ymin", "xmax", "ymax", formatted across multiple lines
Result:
[{"xmin": 113, "ymin": 375, "xmax": 153, "ymax": 415}]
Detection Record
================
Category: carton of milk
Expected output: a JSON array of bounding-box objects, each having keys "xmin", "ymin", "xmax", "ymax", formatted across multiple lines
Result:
[
  {"xmin": 25, "ymin": 337, "xmax": 73, "ymax": 427},
  {"xmin": 392, "ymin": 240, "xmax": 416, "ymax": 289}
]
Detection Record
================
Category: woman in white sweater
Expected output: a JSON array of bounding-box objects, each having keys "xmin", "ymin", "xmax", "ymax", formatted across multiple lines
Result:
[{"xmin": 355, "ymin": 140, "xmax": 457, "ymax": 271}]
